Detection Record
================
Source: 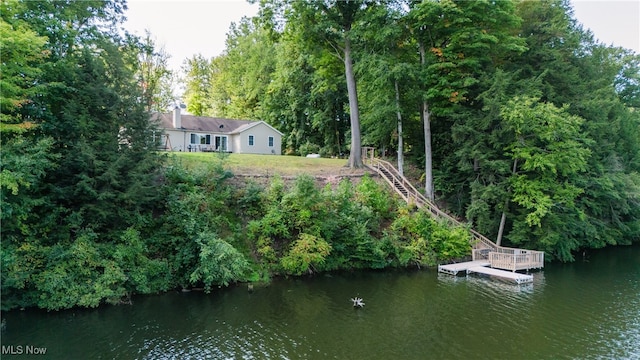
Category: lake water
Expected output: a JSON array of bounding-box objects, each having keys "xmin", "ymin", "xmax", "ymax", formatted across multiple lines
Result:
[{"xmin": 2, "ymin": 244, "xmax": 639, "ymax": 359}]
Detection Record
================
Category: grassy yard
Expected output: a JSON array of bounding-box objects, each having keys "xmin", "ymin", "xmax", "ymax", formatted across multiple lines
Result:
[{"xmin": 167, "ymin": 152, "xmax": 370, "ymax": 177}]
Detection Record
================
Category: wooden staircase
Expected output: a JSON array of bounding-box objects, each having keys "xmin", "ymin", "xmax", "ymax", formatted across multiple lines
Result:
[{"xmin": 361, "ymin": 147, "xmax": 543, "ymax": 272}]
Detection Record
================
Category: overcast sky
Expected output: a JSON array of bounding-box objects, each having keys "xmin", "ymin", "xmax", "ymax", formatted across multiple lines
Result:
[{"xmin": 122, "ymin": 0, "xmax": 640, "ymax": 74}]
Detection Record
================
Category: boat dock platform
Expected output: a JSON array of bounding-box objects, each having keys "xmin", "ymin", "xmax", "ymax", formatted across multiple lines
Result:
[
  {"xmin": 438, "ymin": 261, "xmax": 490, "ymax": 275},
  {"xmin": 466, "ymin": 266, "xmax": 533, "ymax": 284},
  {"xmin": 438, "ymin": 260, "xmax": 534, "ymax": 284}
]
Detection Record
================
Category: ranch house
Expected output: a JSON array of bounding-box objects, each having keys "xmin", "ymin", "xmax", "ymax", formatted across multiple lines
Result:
[{"xmin": 153, "ymin": 107, "xmax": 283, "ymax": 155}]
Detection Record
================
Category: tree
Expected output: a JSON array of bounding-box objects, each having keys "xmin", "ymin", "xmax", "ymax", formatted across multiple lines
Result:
[
  {"xmin": 0, "ymin": 0, "xmax": 55, "ymax": 229},
  {"xmin": 179, "ymin": 17, "xmax": 279, "ymax": 121},
  {"xmin": 2, "ymin": 0, "xmax": 168, "ymax": 310},
  {"xmin": 453, "ymin": 0, "xmax": 640, "ymax": 259},
  {"xmin": 288, "ymin": 0, "xmax": 376, "ymax": 168},
  {"xmin": 190, "ymin": 234, "xmax": 250, "ymax": 291},
  {"xmin": 280, "ymin": 233, "xmax": 331, "ymax": 275},
  {"xmin": 262, "ymin": 33, "xmax": 350, "ymax": 156},
  {"xmin": 500, "ymin": 97, "xmax": 591, "ymax": 259},
  {"xmin": 454, "ymin": 69, "xmax": 544, "ymax": 244},
  {"xmin": 125, "ymin": 30, "xmax": 176, "ymax": 112},
  {"xmin": 0, "ymin": 0, "xmax": 48, "ymax": 132},
  {"xmin": 408, "ymin": 0, "xmax": 526, "ymax": 200},
  {"xmin": 210, "ymin": 17, "xmax": 277, "ymax": 120},
  {"xmin": 182, "ymin": 54, "xmax": 213, "ymax": 116},
  {"xmin": 261, "ymin": 32, "xmax": 320, "ymax": 155},
  {"xmin": 356, "ymin": 0, "xmax": 414, "ymax": 174}
]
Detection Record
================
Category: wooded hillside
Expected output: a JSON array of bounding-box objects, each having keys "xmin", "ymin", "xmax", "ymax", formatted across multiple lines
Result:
[
  {"xmin": 182, "ymin": 0, "xmax": 640, "ymax": 261},
  {"xmin": 1, "ymin": 0, "xmax": 638, "ymax": 310}
]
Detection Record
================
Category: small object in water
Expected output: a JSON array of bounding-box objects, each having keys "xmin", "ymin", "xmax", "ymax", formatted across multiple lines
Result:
[
  {"xmin": 351, "ymin": 297, "xmax": 365, "ymax": 308},
  {"xmin": 248, "ymin": 284, "xmax": 254, "ymax": 293}
]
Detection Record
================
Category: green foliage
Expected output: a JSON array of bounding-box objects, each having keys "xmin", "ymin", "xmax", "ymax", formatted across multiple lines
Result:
[
  {"xmin": 211, "ymin": 19, "xmax": 277, "ymax": 120},
  {"xmin": 298, "ymin": 141, "xmax": 321, "ymax": 157},
  {"xmin": 189, "ymin": 233, "xmax": 250, "ymax": 291},
  {"xmin": 246, "ymin": 173, "xmax": 469, "ymax": 273},
  {"xmin": 502, "ymin": 96, "xmax": 590, "ymax": 228},
  {"xmin": 124, "ymin": 30, "xmax": 176, "ymax": 112},
  {"xmin": 430, "ymin": 223, "xmax": 473, "ymax": 260},
  {"xmin": 382, "ymin": 207, "xmax": 472, "ymax": 267},
  {"xmin": 0, "ymin": 0, "xmax": 48, "ymax": 129},
  {"xmin": 34, "ymin": 231, "xmax": 127, "ymax": 310},
  {"xmin": 247, "ymin": 175, "xmax": 323, "ymax": 273},
  {"xmin": 237, "ymin": 180, "xmax": 267, "ymax": 220},
  {"xmin": 1, "ymin": 137, "xmax": 58, "ymax": 240},
  {"xmin": 182, "ymin": 54, "xmax": 214, "ymax": 116},
  {"xmin": 410, "ymin": 0, "xmax": 526, "ymax": 113},
  {"xmin": 1, "ymin": 227, "xmax": 172, "ymax": 311},
  {"xmin": 113, "ymin": 228, "xmax": 171, "ymax": 295},
  {"xmin": 280, "ymin": 233, "xmax": 331, "ymax": 275},
  {"xmin": 355, "ymin": 174, "xmax": 395, "ymax": 220},
  {"xmin": 154, "ymin": 158, "xmax": 238, "ymax": 288},
  {"xmin": 1, "ymin": 0, "xmax": 170, "ymax": 310},
  {"xmin": 177, "ymin": 0, "xmax": 638, "ymax": 261}
]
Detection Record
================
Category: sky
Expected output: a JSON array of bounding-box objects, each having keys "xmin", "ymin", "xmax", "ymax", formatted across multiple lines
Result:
[
  {"xmin": 122, "ymin": 0, "xmax": 640, "ymax": 74},
  {"xmin": 123, "ymin": 0, "xmax": 260, "ymax": 72}
]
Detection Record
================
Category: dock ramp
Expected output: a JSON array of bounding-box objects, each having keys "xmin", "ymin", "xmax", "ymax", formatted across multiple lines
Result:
[{"xmin": 466, "ymin": 266, "xmax": 534, "ymax": 284}]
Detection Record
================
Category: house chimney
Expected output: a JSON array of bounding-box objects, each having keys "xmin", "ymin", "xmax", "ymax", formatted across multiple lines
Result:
[{"xmin": 172, "ymin": 106, "xmax": 181, "ymax": 128}]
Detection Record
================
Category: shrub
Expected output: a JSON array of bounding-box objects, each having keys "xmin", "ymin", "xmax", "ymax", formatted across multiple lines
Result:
[
  {"xmin": 189, "ymin": 232, "xmax": 250, "ymax": 292},
  {"xmin": 355, "ymin": 174, "xmax": 397, "ymax": 221},
  {"xmin": 383, "ymin": 207, "xmax": 471, "ymax": 267},
  {"xmin": 280, "ymin": 233, "xmax": 332, "ymax": 275},
  {"xmin": 430, "ymin": 223, "xmax": 472, "ymax": 260},
  {"xmin": 237, "ymin": 180, "xmax": 266, "ymax": 220},
  {"xmin": 298, "ymin": 141, "xmax": 321, "ymax": 157},
  {"xmin": 33, "ymin": 231, "xmax": 127, "ymax": 310}
]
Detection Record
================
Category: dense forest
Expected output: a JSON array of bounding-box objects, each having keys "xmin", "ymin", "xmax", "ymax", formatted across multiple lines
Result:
[
  {"xmin": 1, "ymin": 0, "xmax": 639, "ymax": 311},
  {"xmin": 181, "ymin": 0, "xmax": 640, "ymax": 260}
]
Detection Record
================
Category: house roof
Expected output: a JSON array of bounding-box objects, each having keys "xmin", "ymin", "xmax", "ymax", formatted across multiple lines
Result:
[
  {"xmin": 233, "ymin": 121, "xmax": 284, "ymax": 136},
  {"xmin": 153, "ymin": 112, "xmax": 283, "ymax": 136}
]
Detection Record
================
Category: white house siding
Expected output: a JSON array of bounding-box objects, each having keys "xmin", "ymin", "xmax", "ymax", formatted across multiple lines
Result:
[
  {"xmin": 163, "ymin": 129, "xmax": 188, "ymax": 152},
  {"xmin": 231, "ymin": 134, "xmax": 242, "ymax": 154},
  {"xmin": 234, "ymin": 122, "xmax": 282, "ymax": 155}
]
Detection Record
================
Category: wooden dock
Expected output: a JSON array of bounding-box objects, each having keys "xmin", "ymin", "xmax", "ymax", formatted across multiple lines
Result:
[
  {"xmin": 438, "ymin": 260, "xmax": 534, "ymax": 284},
  {"xmin": 466, "ymin": 266, "xmax": 534, "ymax": 284},
  {"xmin": 438, "ymin": 261, "xmax": 491, "ymax": 275}
]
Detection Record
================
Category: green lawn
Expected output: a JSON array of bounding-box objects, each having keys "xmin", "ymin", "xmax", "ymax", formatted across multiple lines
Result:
[{"xmin": 168, "ymin": 152, "xmax": 368, "ymax": 177}]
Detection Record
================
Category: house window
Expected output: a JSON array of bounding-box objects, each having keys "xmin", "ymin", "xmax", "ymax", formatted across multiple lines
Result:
[
  {"xmin": 248, "ymin": 135, "xmax": 254, "ymax": 146},
  {"xmin": 191, "ymin": 134, "xmax": 211, "ymax": 145},
  {"xmin": 214, "ymin": 135, "xmax": 228, "ymax": 151},
  {"xmin": 268, "ymin": 136, "xmax": 274, "ymax": 147}
]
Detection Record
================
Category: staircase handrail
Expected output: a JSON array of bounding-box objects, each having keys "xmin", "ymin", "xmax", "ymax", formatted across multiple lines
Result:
[
  {"xmin": 366, "ymin": 157, "xmax": 497, "ymax": 252},
  {"xmin": 363, "ymin": 152, "xmax": 544, "ymax": 270}
]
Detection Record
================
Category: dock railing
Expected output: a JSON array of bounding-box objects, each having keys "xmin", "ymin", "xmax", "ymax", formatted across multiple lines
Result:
[
  {"xmin": 362, "ymin": 148, "xmax": 544, "ymax": 272},
  {"xmin": 489, "ymin": 250, "xmax": 545, "ymax": 271}
]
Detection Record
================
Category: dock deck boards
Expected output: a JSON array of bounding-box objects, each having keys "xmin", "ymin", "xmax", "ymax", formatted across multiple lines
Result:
[
  {"xmin": 438, "ymin": 260, "xmax": 491, "ymax": 275},
  {"xmin": 466, "ymin": 266, "xmax": 534, "ymax": 284}
]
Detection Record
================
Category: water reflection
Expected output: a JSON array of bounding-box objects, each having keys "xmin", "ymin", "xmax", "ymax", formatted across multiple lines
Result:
[{"xmin": 437, "ymin": 271, "xmax": 545, "ymax": 294}]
